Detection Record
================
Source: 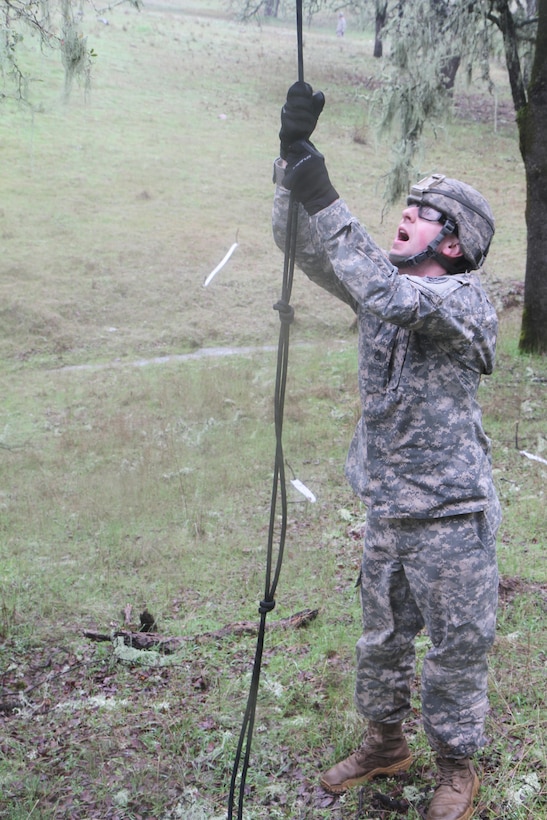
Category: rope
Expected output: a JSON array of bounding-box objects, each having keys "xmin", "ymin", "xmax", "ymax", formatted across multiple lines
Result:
[{"xmin": 226, "ymin": 3, "xmax": 304, "ymax": 817}]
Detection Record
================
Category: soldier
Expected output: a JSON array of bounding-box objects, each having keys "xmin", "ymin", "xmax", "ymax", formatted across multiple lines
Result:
[{"xmin": 272, "ymin": 82, "xmax": 501, "ymax": 820}]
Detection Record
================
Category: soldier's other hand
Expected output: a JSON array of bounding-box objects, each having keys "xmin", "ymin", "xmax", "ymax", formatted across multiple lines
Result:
[{"xmin": 283, "ymin": 139, "xmax": 338, "ymax": 215}]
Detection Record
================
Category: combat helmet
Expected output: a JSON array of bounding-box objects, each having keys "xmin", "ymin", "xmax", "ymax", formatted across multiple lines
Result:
[{"xmin": 391, "ymin": 173, "xmax": 495, "ymax": 274}]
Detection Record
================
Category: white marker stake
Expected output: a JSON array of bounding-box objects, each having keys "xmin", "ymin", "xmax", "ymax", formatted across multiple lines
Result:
[
  {"xmin": 290, "ymin": 479, "xmax": 316, "ymax": 503},
  {"xmin": 520, "ymin": 450, "xmax": 547, "ymax": 466},
  {"xmin": 203, "ymin": 243, "xmax": 239, "ymax": 287}
]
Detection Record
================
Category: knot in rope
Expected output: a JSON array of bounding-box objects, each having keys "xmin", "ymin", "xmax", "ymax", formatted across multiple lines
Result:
[
  {"xmin": 258, "ymin": 598, "xmax": 276, "ymax": 614},
  {"xmin": 273, "ymin": 300, "xmax": 295, "ymax": 324}
]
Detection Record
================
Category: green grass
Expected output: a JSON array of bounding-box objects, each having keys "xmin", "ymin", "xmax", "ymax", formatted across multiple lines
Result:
[{"xmin": 0, "ymin": 3, "xmax": 546, "ymax": 819}]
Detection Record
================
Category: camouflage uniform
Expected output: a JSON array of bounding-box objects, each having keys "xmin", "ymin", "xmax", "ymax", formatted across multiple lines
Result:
[{"xmin": 272, "ymin": 161, "xmax": 501, "ymax": 757}]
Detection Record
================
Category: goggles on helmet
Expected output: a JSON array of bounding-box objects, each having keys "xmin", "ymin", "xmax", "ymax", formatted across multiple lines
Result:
[{"xmin": 417, "ymin": 205, "xmax": 448, "ymax": 224}]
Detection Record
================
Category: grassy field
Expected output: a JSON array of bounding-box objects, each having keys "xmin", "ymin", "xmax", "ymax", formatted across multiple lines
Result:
[{"xmin": 0, "ymin": 2, "xmax": 545, "ymax": 818}]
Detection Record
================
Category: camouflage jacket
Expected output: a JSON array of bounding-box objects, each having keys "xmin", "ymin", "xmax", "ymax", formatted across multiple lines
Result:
[{"xmin": 272, "ymin": 163, "xmax": 499, "ymax": 518}]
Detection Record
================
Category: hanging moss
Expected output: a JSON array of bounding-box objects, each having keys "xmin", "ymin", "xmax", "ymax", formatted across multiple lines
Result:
[
  {"xmin": 376, "ymin": 0, "xmax": 494, "ymax": 204},
  {"xmin": 60, "ymin": 0, "xmax": 91, "ymax": 100}
]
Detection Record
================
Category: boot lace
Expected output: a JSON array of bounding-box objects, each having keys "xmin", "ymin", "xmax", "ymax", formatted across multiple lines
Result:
[{"xmin": 436, "ymin": 758, "xmax": 468, "ymax": 790}]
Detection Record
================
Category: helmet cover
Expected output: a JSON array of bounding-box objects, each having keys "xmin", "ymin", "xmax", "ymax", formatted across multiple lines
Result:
[{"xmin": 407, "ymin": 173, "xmax": 495, "ymax": 271}]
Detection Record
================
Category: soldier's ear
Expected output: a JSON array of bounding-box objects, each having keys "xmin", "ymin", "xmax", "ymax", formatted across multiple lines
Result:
[{"xmin": 440, "ymin": 235, "xmax": 463, "ymax": 259}]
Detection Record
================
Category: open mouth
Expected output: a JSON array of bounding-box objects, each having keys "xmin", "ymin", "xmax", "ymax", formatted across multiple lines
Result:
[{"xmin": 397, "ymin": 227, "xmax": 409, "ymax": 241}]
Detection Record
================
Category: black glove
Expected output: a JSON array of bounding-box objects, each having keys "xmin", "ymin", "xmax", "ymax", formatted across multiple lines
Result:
[
  {"xmin": 279, "ymin": 81, "xmax": 325, "ymax": 160},
  {"xmin": 283, "ymin": 140, "xmax": 339, "ymax": 215}
]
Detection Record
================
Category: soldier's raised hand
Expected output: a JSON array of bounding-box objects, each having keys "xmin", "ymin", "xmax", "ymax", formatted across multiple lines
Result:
[{"xmin": 279, "ymin": 81, "xmax": 325, "ymax": 159}]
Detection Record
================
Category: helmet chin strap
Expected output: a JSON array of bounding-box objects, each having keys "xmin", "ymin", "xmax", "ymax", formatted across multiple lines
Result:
[{"xmin": 389, "ymin": 218, "xmax": 457, "ymax": 271}]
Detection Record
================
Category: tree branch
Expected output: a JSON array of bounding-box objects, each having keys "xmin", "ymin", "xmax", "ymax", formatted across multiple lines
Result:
[{"xmin": 83, "ymin": 608, "xmax": 320, "ymax": 653}]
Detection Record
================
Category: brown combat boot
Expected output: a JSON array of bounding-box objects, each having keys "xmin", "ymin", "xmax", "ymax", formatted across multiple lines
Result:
[
  {"xmin": 320, "ymin": 720, "xmax": 413, "ymax": 795},
  {"xmin": 426, "ymin": 757, "xmax": 479, "ymax": 820}
]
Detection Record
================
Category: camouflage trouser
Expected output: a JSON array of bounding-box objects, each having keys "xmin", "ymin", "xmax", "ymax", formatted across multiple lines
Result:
[{"xmin": 355, "ymin": 505, "xmax": 500, "ymax": 758}]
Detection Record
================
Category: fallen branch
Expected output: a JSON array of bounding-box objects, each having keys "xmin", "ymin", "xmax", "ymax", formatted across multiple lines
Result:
[{"xmin": 83, "ymin": 607, "xmax": 319, "ymax": 654}]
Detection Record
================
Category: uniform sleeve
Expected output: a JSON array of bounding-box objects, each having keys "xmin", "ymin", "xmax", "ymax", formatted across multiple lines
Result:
[{"xmin": 272, "ymin": 159, "xmax": 358, "ymax": 313}]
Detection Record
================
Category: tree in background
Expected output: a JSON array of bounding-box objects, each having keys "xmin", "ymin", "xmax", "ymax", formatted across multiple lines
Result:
[
  {"xmin": 379, "ymin": 1, "xmax": 491, "ymax": 201},
  {"xmin": 495, "ymin": 0, "xmax": 546, "ymax": 353},
  {"xmin": 369, "ymin": 0, "xmax": 388, "ymax": 57}
]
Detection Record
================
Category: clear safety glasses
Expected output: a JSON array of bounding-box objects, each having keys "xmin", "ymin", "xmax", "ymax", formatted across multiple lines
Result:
[
  {"xmin": 417, "ymin": 205, "xmax": 447, "ymax": 224},
  {"xmin": 410, "ymin": 174, "xmax": 448, "ymax": 224}
]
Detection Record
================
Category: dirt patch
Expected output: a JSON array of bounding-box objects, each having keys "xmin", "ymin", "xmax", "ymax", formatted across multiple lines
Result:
[
  {"xmin": 454, "ymin": 93, "xmax": 516, "ymax": 129},
  {"xmin": 498, "ymin": 575, "xmax": 547, "ymax": 606}
]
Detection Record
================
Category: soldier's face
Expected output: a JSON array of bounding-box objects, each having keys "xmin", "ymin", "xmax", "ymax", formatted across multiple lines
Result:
[{"xmin": 389, "ymin": 206, "xmax": 444, "ymax": 261}]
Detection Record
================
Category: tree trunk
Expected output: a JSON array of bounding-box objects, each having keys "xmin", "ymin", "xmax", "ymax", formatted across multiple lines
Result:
[
  {"xmin": 519, "ymin": 0, "xmax": 547, "ymax": 353},
  {"xmin": 374, "ymin": 2, "xmax": 388, "ymax": 58},
  {"xmin": 264, "ymin": 0, "xmax": 278, "ymax": 17},
  {"xmin": 440, "ymin": 54, "xmax": 461, "ymax": 91}
]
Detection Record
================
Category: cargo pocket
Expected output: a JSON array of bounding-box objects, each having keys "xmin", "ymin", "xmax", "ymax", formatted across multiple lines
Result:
[{"xmin": 447, "ymin": 512, "xmax": 498, "ymax": 637}]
